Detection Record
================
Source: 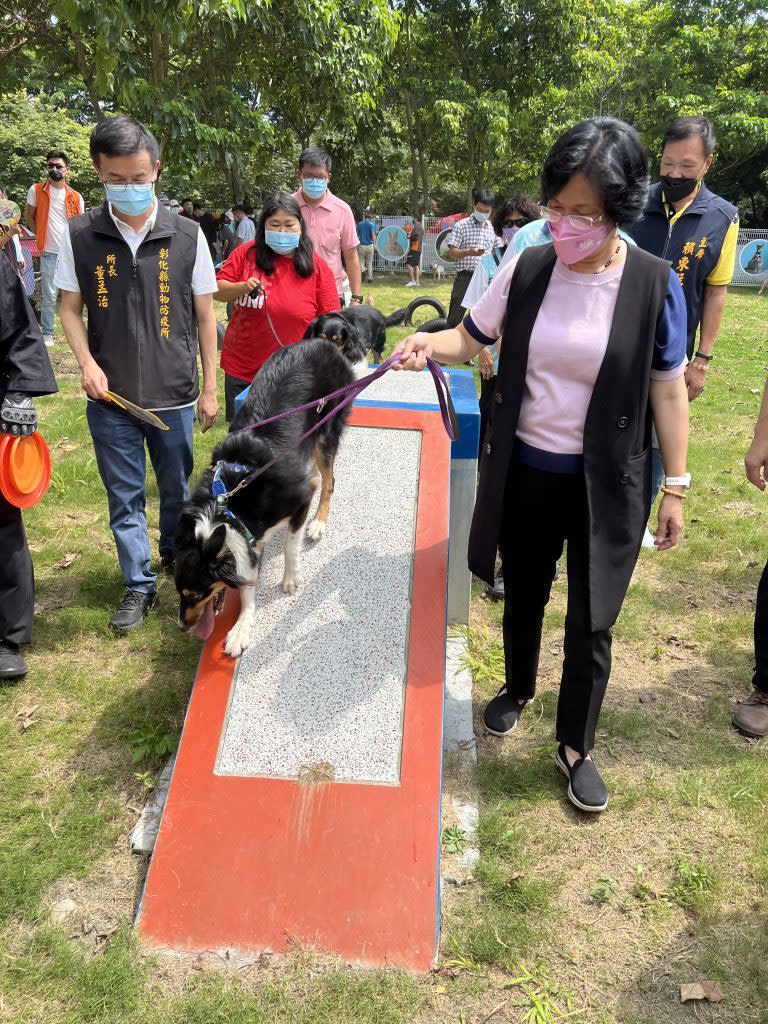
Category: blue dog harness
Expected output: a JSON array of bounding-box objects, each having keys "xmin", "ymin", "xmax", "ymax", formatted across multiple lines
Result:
[{"xmin": 211, "ymin": 461, "xmax": 257, "ymax": 546}]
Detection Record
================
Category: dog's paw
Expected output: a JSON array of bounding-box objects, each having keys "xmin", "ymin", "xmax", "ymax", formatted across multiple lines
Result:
[
  {"xmin": 305, "ymin": 518, "xmax": 326, "ymax": 542},
  {"xmin": 281, "ymin": 574, "xmax": 301, "ymax": 595},
  {"xmin": 224, "ymin": 620, "xmax": 252, "ymax": 658}
]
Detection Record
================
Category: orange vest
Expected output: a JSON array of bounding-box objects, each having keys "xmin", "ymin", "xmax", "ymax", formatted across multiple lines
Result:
[{"xmin": 34, "ymin": 181, "xmax": 83, "ymax": 252}]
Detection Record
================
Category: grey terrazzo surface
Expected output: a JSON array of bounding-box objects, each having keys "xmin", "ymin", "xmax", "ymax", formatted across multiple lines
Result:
[
  {"xmin": 216, "ymin": 425, "xmax": 423, "ymax": 784},
  {"xmin": 359, "ymin": 366, "xmax": 448, "ymax": 406}
]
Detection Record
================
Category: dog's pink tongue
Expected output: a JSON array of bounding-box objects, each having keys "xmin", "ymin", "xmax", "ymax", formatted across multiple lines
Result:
[{"xmin": 194, "ymin": 600, "xmax": 215, "ymax": 641}]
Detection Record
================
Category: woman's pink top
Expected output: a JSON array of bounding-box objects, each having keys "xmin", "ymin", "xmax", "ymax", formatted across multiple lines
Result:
[{"xmin": 464, "ymin": 252, "xmax": 687, "ymax": 455}]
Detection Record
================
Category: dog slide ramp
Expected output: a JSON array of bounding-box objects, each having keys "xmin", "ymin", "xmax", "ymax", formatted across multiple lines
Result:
[{"xmin": 136, "ymin": 405, "xmax": 450, "ymax": 970}]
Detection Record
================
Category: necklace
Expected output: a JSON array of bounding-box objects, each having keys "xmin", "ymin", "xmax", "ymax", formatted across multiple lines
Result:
[{"xmin": 594, "ymin": 239, "xmax": 623, "ymax": 274}]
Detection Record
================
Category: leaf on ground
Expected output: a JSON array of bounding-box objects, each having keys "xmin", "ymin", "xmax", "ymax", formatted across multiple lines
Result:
[
  {"xmin": 15, "ymin": 705, "xmax": 40, "ymax": 731},
  {"xmin": 507, "ymin": 871, "xmax": 525, "ymax": 882},
  {"xmin": 638, "ymin": 691, "xmax": 656, "ymax": 703},
  {"xmin": 666, "ymin": 728, "xmax": 681, "ymax": 740},
  {"xmin": 57, "ymin": 553, "xmax": 78, "ymax": 568},
  {"xmin": 680, "ymin": 981, "xmax": 724, "ymax": 1003}
]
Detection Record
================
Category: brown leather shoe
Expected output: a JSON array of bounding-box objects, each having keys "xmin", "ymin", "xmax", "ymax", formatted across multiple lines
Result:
[{"xmin": 733, "ymin": 688, "xmax": 768, "ymax": 738}]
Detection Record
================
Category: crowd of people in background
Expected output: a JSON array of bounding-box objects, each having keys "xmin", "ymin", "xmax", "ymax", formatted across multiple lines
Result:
[{"xmin": 0, "ymin": 111, "xmax": 765, "ymax": 813}]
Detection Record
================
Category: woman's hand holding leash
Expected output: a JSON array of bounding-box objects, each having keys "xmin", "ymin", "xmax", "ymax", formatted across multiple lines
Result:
[
  {"xmin": 240, "ymin": 276, "xmax": 262, "ymax": 298},
  {"xmin": 394, "ymin": 333, "xmax": 434, "ymax": 372}
]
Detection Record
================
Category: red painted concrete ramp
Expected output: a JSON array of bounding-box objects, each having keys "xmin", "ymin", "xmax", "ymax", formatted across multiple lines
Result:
[{"xmin": 136, "ymin": 407, "xmax": 450, "ymax": 970}]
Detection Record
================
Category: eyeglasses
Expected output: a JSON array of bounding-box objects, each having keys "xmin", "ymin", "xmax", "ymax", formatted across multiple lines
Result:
[
  {"xmin": 539, "ymin": 205, "xmax": 606, "ymax": 230},
  {"xmin": 506, "ymin": 218, "xmax": 526, "ymax": 227},
  {"xmin": 99, "ymin": 180, "xmax": 156, "ymax": 191}
]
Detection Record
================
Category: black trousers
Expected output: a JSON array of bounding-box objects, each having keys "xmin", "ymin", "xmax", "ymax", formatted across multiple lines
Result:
[
  {"xmin": 755, "ymin": 558, "xmax": 768, "ymax": 693},
  {"xmin": 224, "ymin": 373, "xmax": 251, "ymax": 422},
  {"xmin": 498, "ymin": 461, "xmax": 612, "ymax": 756},
  {"xmin": 447, "ymin": 270, "xmax": 474, "ymax": 329},
  {"xmin": 0, "ymin": 493, "xmax": 34, "ymax": 646}
]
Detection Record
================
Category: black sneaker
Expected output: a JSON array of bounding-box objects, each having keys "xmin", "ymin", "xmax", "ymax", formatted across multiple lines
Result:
[
  {"xmin": 489, "ymin": 566, "xmax": 504, "ymax": 600},
  {"xmin": 109, "ymin": 590, "xmax": 158, "ymax": 632},
  {"xmin": 484, "ymin": 688, "xmax": 526, "ymax": 736},
  {"xmin": 554, "ymin": 743, "xmax": 608, "ymax": 813},
  {"xmin": 0, "ymin": 639, "xmax": 28, "ymax": 680}
]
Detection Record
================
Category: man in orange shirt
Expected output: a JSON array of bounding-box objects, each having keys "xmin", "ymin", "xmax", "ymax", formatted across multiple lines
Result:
[{"xmin": 24, "ymin": 150, "xmax": 84, "ymax": 346}]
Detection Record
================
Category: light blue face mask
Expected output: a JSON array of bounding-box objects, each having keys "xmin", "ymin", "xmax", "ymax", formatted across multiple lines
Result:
[
  {"xmin": 473, "ymin": 209, "xmax": 490, "ymax": 223},
  {"xmin": 265, "ymin": 229, "xmax": 300, "ymax": 255},
  {"xmin": 301, "ymin": 177, "xmax": 328, "ymax": 200},
  {"xmin": 104, "ymin": 182, "xmax": 155, "ymax": 216}
]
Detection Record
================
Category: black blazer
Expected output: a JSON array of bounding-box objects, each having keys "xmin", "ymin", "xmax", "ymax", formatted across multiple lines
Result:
[{"xmin": 468, "ymin": 243, "xmax": 671, "ymax": 631}]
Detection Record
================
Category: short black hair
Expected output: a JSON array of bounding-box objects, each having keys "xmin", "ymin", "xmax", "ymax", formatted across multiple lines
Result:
[
  {"xmin": 490, "ymin": 194, "xmax": 539, "ymax": 235},
  {"xmin": 253, "ymin": 193, "xmax": 314, "ymax": 278},
  {"xmin": 46, "ymin": 150, "xmax": 69, "ymax": 166},
  {"xmin": 193, "ymin": 202, "xmax": 204, "ymax": 211},
  {"xmin": 541, "ymin": 116, "xmax": 649, "ymax": 226},
  {"xmin": 243, "ymin": 204, "xmax": 254, "ymax": 216},
  {"xmin": 299, "ymin": 147, "xmax": 332, "ymax": 173},
  {"xmin": 90, "ymin": 116, "xmax": 160, "ymax": 166},
  {"xmin": 413, "ymin": 212, "xmax": 422, "ymax": 222},
  {"xmin": 232, "ymin": 203, "xmax": 245, "ymax": 213},
  {"xmin": 662, "ymin": 116, "xmax": 716, "ymax": 157},
  {"xmin": 472, "ymin": 187, "xmax": 495, "ymax": 207},
  {"xmin": 182, "ymin": 197, "xmax": 194, "ymax": 206}
]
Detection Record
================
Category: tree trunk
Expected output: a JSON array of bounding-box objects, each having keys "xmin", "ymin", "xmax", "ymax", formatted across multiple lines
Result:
[
  {"xmin": 403, "ymin": 89, "xmax": 419, "ymax": 211},
  {"xmin": 466, "ymin": 127, "xmax": 476, "ymax": 210},
  {"xmin": 72, "ymin": 32, "xmax": 104, "ymax": 117},
  {"xmin": 413, "ymin": 109, "xmax": 429, "ymax": 212}
]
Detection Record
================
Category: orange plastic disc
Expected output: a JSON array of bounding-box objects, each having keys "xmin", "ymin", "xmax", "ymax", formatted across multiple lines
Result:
[{"xmin": 0, "ymin": 432, "xmax": 52, "ymax": 508}]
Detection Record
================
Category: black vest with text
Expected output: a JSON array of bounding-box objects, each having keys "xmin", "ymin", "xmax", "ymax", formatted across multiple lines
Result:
[
  {"xmin": 469, "ymin": 243, "xmax": 671, "ymax": 632},
  {"xmin": 69, "ymin": 203, "xmax": 200, "ymax": 408}
]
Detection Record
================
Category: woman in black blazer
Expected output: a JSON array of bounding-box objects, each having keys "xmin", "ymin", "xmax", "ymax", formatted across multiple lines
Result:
[{"xmin": 396, "ymin": 118, "xmax": 690, "ymax": 813}]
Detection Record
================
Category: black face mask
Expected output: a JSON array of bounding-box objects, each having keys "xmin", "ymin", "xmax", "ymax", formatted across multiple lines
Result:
[
  {"xmin": 660, "ymin": 174, "xmax": 699, "ymax": 204},
  {"xmin": 48, "ymin": 168, "xmax": 64, "ymax": 182}
]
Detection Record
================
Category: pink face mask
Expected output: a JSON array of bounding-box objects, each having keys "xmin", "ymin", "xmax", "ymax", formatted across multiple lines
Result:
[{"xmin": 548, "ymin": 218, "xmax": 612, "ymax": 265}]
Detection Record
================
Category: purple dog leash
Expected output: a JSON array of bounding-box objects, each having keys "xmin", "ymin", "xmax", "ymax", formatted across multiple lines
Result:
[{"xmin": 217, "ymin": 354, "xmax": 456, "ymax": 501}]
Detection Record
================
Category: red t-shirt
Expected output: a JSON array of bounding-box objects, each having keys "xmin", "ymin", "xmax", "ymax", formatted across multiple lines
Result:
[{"xmin": 217, "ymin": 243, "xmax": 339, "ymax": 381}]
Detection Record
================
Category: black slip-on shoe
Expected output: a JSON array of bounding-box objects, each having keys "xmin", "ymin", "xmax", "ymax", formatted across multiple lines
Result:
[
  {"xmin": 109, "ymin": 590, "xmax": 159, "ymax": 632},
  {"xmin": 0, "ymin": 640, "xmax": 28, "ymax": 680},
  {"xmin": 488, "ymin": 565, "xmax": 504, "ymax": 600},
  {"xmin": 554, "ymin": 743, "xmax": 608, "ymax": 813},
  {"xmin": 484, "ymin": 689, "xmax": 527, "ymax": 736}
]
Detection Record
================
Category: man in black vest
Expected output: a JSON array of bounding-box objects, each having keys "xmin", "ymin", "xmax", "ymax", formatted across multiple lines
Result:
[
  {"xmin": 631, "ymin": 117, "xmax": 738, "ymax": 535},
  {"xmin": 56, "ymin": 117, "xmax": 219, "ymax": 632},
  {"xmin": 0, "ymin": 241, "xmax": 58, "ymax": 678}
]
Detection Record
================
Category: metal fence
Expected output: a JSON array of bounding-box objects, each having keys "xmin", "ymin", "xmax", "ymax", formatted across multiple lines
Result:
[
  {"xmin": 368, "ymin": 215, "xmax": 458, "ymax": 278},
  {"xmin": 365, "ymin": 216, "xmax": 768, "ymax": 288},
  {"xmin": 732, "ymin": 228, "xmax": 768, "ymax": 288}
]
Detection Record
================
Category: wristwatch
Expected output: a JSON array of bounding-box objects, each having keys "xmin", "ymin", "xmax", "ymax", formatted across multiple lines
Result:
[
  {"xmin": 350, "ymin": 294, "xmax": 364, "ymax": 303},
  {"xmin": 664, "ymin": 473, "xmax": 691, "ymax": 488}
]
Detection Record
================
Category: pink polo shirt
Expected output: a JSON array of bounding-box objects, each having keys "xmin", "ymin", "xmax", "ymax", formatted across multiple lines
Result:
[
  {"xmin": 292, "ymin": 188, "xmax": 359, "ymax": 293},
  {"xmin": 464, "ymin": 252, "xmax": 688, "ymax": 454}
]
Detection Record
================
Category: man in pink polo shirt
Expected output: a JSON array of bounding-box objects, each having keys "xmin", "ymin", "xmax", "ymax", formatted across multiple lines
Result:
[{"xmin": 291, "ymin": 147, "xmax": 363, "ymax": 308}]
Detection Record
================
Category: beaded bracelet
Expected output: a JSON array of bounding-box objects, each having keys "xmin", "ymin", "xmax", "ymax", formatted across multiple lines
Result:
[{"xmin": 660, "ymin": 486, "xmax": 688, "ymax": 499}]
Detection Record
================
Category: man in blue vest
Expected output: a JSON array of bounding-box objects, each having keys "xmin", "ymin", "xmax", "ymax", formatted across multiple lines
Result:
[
  {"xmin": 56, "ymin": 117, "xmax": 219, "ymax": 632},
  {"xmin": 631, "ymin": 116, "xmax": 738, "ymax": 536}
]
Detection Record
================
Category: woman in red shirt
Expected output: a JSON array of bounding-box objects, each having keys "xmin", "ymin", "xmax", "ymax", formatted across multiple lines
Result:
[{"xmin": 215, "ymin": 193, "xmax": 339, "ymax": 419}]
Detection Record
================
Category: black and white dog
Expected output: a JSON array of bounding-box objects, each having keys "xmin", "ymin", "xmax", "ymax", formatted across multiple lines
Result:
[
  {"xmin": 174, "ymin": 336, "xmax": 356, "ymax": 658},
  {"xmin": 305, "ymin": 304, "xmax": 408, "ymax": 366}
]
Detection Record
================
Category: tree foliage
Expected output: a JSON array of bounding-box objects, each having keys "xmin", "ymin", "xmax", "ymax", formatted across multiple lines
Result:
[{"xmin": 0, "ymin": 0, "xmax": 766, "ymax": 221}]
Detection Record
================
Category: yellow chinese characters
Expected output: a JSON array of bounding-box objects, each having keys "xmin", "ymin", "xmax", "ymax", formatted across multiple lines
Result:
[
  {"xmin": 106, "ymin": 253, "xmax": 118, "ymax": 278},
  {"xmin": 95, "ymin": 264, "xmax": 109, "ymax": 309},
  {"xmin": 158, "ymin": 247, "xmax": 170, "ymax": 339},
  {"xmin": 695, "ymin": 236, "xmax": 707, "ymax": 261}
]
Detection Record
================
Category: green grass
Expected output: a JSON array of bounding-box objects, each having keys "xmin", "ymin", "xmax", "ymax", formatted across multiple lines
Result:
[{"xmin": 0, "ymin": 284, "xmax": 767, "ymax": 1022}]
